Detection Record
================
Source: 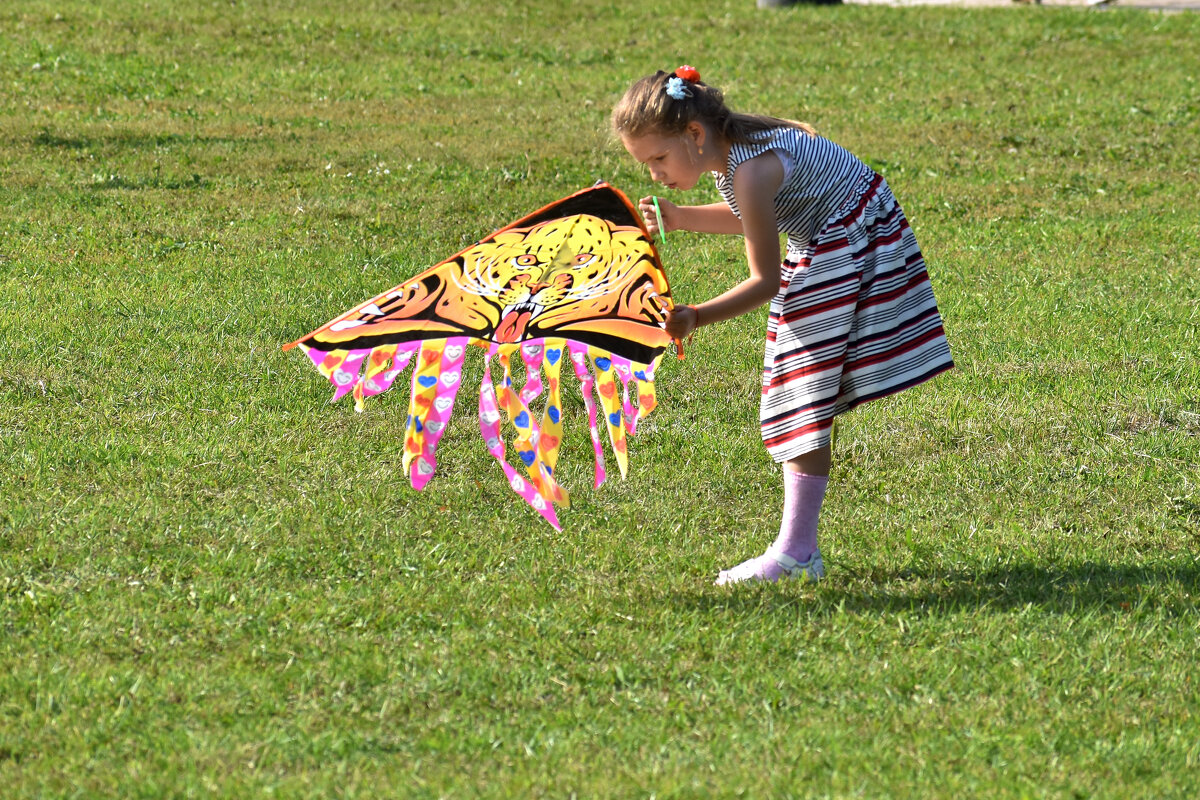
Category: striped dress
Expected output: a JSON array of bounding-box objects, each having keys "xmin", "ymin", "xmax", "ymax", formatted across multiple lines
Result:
[{"xmin": 715, "ymin": 127, "xmax": 954, "ymax": 462}]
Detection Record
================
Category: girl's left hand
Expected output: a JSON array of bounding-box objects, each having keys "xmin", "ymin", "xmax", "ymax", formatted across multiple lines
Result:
[
  {"xmin": 637, "ymin": 196, "xmax": 678, "ymax": 238},
  {"xmin": 665, "ymin": 304, "xmax": 699, "ymax": 340}
]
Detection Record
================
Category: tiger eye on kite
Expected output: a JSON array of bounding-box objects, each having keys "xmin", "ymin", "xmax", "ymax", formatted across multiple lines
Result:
[{"xmin": 284, "ymin": 183, "xmax": 677, "ymax": 529}]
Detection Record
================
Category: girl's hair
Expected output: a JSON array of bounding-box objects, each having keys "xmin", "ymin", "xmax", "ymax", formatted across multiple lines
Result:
[{"xmin": 611, "ymin": 69, "xmax": 816, "ymax": 144}]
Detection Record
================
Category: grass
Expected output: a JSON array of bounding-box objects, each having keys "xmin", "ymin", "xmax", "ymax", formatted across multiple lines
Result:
[{"xmin": 2, "ymin": 0, "xmax": 1199, "ymax": 797}]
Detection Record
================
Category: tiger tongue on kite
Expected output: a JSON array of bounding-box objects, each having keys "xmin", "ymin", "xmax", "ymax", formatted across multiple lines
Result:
[{"xmin": 283, "ymin": 183, "xmax": 676, "ymax": 529}]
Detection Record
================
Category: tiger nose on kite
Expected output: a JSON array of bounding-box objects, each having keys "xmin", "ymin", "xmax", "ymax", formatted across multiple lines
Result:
[{"xmin": 495, "ymin": 282, "xmax": 552, "ymax": 344}]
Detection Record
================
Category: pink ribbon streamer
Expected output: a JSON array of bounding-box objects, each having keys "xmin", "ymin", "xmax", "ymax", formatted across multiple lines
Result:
[
  {"xmin": 568, "ymin": 341, "xmax": 606, "ymax": 489},
  {"xmin": 411, "ymin": 337, "xmax": 468, "ymax": 490},
  {"xmin": 478, "ymin": 346, "xmax": 560, "ymax": 529}
]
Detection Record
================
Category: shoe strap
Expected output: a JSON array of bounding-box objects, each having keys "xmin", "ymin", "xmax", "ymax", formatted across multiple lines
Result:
[{"xmin": 769, "ymin": 550, "xmax": 819, "ymax": 571}]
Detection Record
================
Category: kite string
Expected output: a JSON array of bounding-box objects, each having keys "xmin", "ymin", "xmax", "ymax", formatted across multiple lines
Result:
[{"xmin": 651, "ymin": 195, "xmax": 687, "ymax": 361}]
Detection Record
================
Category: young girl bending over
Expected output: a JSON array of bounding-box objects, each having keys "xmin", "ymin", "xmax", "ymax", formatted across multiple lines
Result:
[{"xmin": 612, "ymin": 66, "xmax": 954, "ymax": 585}]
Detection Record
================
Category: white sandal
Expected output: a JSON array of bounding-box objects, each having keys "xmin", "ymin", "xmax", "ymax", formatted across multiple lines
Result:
[
  {"xmin": 714, "ymin": 549, "xmax": 825, "ymax": 586},
  {"xmin": 772, "ymin": 550, "xmax": 825, "ymax": 582}
]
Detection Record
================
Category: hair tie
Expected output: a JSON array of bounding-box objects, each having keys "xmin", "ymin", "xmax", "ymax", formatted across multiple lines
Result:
[
  {"xmin": 665, "ymin": 77, "xmax": 691, "ymax": 101},
  {"xmin": 665, "ymin": 65, "xmax": 701, "ymax": 101}
]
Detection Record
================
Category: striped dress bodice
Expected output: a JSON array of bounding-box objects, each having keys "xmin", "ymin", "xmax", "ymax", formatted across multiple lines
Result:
[{"xmin": 714, "ymin": 127, "xmax": 870, "ymax": 255}]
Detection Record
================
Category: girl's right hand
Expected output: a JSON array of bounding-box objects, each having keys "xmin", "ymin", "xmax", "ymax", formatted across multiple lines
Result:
[
  {"xmin": 665, "ymin": 304, "xmax": 699, "ymax": 340},
  {"xmin": 637, "ymin": 196, "xmax": 679, "ymax": 239}
]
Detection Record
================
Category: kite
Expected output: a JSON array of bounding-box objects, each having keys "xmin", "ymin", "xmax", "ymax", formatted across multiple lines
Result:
[{"xmin": 283, "ymin": 183, "xmax": 677, "ymax": 529}]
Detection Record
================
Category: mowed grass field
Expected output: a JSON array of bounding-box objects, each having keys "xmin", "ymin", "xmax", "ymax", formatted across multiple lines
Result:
[{"xmin": 3, "ymin": 1, "xmax": 1199, "ymax": 797}]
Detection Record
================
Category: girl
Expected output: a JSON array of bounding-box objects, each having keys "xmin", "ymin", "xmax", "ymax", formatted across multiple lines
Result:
[{"xmin": 612, "ymin": 66, "xmax": 954, "ymax": 585}]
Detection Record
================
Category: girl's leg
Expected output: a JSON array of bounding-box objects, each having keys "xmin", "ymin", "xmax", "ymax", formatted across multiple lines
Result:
[
  {"xmin": 774, "ymin": 447, "xmax": 830, "ymax": 561},
  {"xmin": 785, "ymin": 444, "xmax": 831, "ymax": 478},
  {"xmin": 715, "ymin": 444, "xmax": 832, "ymax": 585}
]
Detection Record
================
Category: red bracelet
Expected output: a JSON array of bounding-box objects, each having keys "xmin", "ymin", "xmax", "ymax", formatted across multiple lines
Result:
[{"xmin": 692, "ymin": 305, "xmax": 702, "ymax": 328}]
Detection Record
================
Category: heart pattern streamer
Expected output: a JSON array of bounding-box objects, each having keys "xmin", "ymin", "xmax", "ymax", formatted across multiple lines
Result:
[{"xmin": 297, "ymin": 336, "xmax": 664, "ymax": 529}]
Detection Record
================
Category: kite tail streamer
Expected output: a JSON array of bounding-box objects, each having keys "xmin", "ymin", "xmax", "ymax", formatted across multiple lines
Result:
[
  {"xmin": 303, "ymin": 344, "xmax": 340, "ymax": 379},
  {"xmin": 479, "ymin": 348, "xmax": 561, "ymax": 530},
  {"xmin": 305, "ymin": 347, "xmax": 369, "ymax": 405},
  {"xmin": 535, "ymin": 340, "xmax": 569, "ymax": 507},
  {"xmin": 411, "ymin": 337, "xmax": 467, "ymax": 490},
  {"xmin": 513, "ymin": 342, "xmax": 565, "ymax": 504},
  {"xmin": 300, "ymin": 337, "xmax": 662, "ymax": 522},
  {"xmin": 612, "ymin": 355, "xmax": 639, "ymax": 435},
  {"xmin": 569, "ymin": 341, "xmax": 607, "ymax": 489},
  {"xmin": 634, "ymin": 360, "xmax": 660, "ymax": 425},
  {"xmin": 403, "ymin": 342, "xmax": 447, "ymax": 481},
  {"xmin": 498, "ymin": 345, "xmax": 569, "ymax": 509},
  {"xmin": 334, "ymin": 350, "xmax": 369, "ymax": 404},
  {"xmin": 498, "ymin": 348, "xmax": 540, "ymax": 475},
  {"xmin": 353, "ymin": 345, "xmax": 393, "ymax": 411},
  {"xmin": 354, "ymin": 343, "xmax": 418, "ymax": 412},
  {"xmin": 590, "ymin": 346, "xmax": 629, "ymax": 479},
  {"xmin": 519, "ymin": 343, "xmax": 545, "ymax": 406}
]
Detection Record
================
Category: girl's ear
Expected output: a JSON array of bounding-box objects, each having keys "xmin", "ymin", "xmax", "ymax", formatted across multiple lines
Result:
[{"xmin": 686, "ymin": 120, "xmax": 707, "ymax": 149}]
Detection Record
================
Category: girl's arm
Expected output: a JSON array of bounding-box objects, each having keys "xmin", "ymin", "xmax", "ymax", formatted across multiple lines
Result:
[
  {"xmin": 666, "ymin": 153, "xmax": 784, "ymax": 338},
  {"xmin": 675, "ymin": 202, "xmax": 745, "ymax": 235}
]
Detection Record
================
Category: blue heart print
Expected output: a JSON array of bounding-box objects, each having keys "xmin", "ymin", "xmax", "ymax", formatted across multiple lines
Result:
[
  {"xmin": 518, "ymin": 450, "xmax": 536, "ymax": 467},
  {"xmin": 634, "ymin": 370, "xmax": 647, "ymax": 381},
  {"xmin": 414, "ymin": 418, "xmax": 424, "ymax": 432},
  {"xmin": 417, "ymin": 375, "xmax": 437, "ymax": 388},
  {"xmin": 547, "ymin": 405, "xmax": 560, "ymax": 424},
  {"xmin": 514, "ymin": 411, "xmax": 530, "ymax": 428},
  {"xmin": 594, "ymin": 356, "xmax": 612, "ymax": 371},
  {"xmin": 545, "ymin": 348, "xmax": 561, "ymax": 365},
  {"xmin": 608, "ymin": 411, "xmax": 621, "ymax": 425}
]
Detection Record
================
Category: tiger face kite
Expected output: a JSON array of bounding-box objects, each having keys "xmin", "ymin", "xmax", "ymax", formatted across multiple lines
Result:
[{"xmin": 284, "ymin": 183, "xmax": 676, "ymax": 528}]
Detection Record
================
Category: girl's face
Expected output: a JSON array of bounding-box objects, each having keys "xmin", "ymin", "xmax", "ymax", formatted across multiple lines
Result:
[{"xmin": 620, "ymin": 125, "xmax": 707, "ymax": 191}]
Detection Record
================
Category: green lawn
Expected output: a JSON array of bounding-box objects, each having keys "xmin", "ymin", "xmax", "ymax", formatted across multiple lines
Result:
[{"xmin": 3, "ymin": 1, "xmax": 1199, "ymax": 797}]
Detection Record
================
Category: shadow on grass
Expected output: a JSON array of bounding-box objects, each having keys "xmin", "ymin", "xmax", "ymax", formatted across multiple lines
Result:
[
  {"xmin": 33, "ymin": 129, "xmax": 254, "ymax": 151},
  {"xmin": 680, "ymin": 561, "xmax": 1200, "ymax": 617}
]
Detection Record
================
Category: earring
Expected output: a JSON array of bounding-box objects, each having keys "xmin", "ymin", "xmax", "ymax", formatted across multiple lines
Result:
[{"xmin": 698, "ymin": 145, "xmax": 704, "ymax": 156}]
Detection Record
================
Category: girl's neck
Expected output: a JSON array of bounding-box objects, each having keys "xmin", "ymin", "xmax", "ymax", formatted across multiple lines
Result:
[
  {"xmin": 709, "ymin": 137, "xmax": 731, "ymax": 175},
  {"xmin": 691, "ymin": 122, "xmax": 730, "ymax": 175}
]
